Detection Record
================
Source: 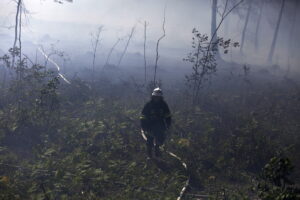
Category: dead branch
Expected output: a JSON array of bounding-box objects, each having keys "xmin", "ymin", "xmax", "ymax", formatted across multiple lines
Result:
[
  {"xmin": 117, "ymin": 26, "xmax": 135, "ymax": 67},
  {"xmin": 22, "ymin": 53, "xmax": 34, "ymax": 65},
  {"xmin": 104, "ymin": 37, "xmax": 122, "ymax": 70},
  {"xmin": 91, "ymin": 26, "xmax": 103, "ymax": 84},
  {"xmin": 153, "ymin": 6, "xmax": 166, "ymax": 85}
]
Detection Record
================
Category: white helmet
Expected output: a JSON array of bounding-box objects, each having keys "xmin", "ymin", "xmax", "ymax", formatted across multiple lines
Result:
[{"xmin": 152, "ymin": 87, "xmax": 163, "ymax": 97}]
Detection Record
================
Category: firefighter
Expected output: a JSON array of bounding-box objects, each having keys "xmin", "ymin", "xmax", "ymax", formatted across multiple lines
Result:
[{"xmin": 140, "ymin": 88, "xmax": 172, "ymax": 158}]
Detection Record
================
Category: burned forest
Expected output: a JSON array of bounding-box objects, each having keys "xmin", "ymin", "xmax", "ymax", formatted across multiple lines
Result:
[{"xmin": 0, "ymin": 0, "xmax": 300, "ymax": 199}]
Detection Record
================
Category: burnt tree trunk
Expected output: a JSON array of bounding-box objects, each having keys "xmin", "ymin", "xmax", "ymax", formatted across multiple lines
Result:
[
  {"xmin": 286, "ymin": 0, "xmax": 299, "ymax": 75},
  {"xmin": 288, "ymin": 0, "xmax": 299, "ymax": 59},
  {"xmin": 268, "ymin": 0, "xmax": 286, "ymax": 62},
  {"xmin": 211, "ymin": 0, "xmax": 219, "ymax": 58},
  {"xmin": 255, "ymin": 1, "xmax": 264, "ymax": 50},
  {"xmin": 240, "ymin": 0, "xmax": 253, "ymax": 53}
]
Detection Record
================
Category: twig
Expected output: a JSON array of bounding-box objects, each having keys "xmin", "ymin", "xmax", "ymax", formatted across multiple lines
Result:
[{"xmin": 22, "ymin": 53, "xmax": 34, "ymax": 65}]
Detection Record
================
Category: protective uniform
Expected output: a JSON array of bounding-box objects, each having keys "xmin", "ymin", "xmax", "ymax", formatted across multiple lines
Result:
[{"xmin": 140, "ymin": 88, "xmax": 171, "ymax": 158}]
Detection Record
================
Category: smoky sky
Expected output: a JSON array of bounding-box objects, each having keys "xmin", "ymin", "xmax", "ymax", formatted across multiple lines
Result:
[
  {"xmin": 0, "ymin": 0, "xmax": 300, "ymax": 69},
  {"xmin": 0, "ymin": 0, "xmax": 210, "ymax": 53}
]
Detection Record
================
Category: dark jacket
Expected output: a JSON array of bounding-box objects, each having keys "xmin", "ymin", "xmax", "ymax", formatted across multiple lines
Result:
[{"xmin": 140, "ymin": 99, "xmax": 171, "ymax": 131}]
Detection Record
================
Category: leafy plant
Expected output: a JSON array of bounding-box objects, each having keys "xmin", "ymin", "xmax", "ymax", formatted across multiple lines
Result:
[
  {"xmin": 184, "ymin": 28, "xmax": 239, "ymax": 104},
  {"xmin": 258, "ymin": 156, "xmax": 299, "ymax": 200}
]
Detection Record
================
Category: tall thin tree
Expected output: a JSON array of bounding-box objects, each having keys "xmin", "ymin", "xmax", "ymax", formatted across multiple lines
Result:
[
  {"xmin": 154, "ymin": 7, "xmax": 166, "ymax": 85},
  {"xmin": 286, "ymin": 0, "xmax": 299, "ymax": 75},
  {"xmin": 12, "ymin": 0, "xmax": 22, "ymax": 70},
  {"xmin": 240, "ymin": 0, "xmax": 253, "ymax": 53},
  {"xmin": 255, "ymin": 0, "xmax": 264, "ymax": 50},
  {"xmin": 91, "ymin": 26, "xmax": 103, "ymax": 85},
  {"xmin": 211, "ymin": 0, "xmax": 219, "ymax": 57},
  {"xmin": 268, "ymin": 0, "xmax": 286, "ymax": 62}
]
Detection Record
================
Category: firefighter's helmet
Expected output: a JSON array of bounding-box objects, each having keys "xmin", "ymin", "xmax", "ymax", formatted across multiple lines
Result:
[{"xmin": 152, "ymin": 88, "xmax": 163, "ymax": 97}]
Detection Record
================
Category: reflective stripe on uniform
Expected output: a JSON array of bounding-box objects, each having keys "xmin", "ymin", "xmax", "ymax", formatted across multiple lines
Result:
[{"xmin": 140, "ymin": 115, "xmax": 147, "ymax": 120}]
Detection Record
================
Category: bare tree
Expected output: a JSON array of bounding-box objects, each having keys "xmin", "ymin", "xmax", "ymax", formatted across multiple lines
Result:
[
  {"xmin": 286, "ymin": 0, "xmax": 299, "ymax": 75},
  {"xmin": 240, "ymin": 0, "xmax": 253, "ymax": 53},
  {"xmin": 103, "ymin": 38, "xmax": 122, "ymax": 70},
  {"xmin": 255, "ymin": 0, "xmax": 264, "ymax": 50},
  {"xmin": 18, "ymin": 0, "xmax": 22, "ymax": 62},
  {"xmin": 211, "ymin": 0, "xmax": 219, "ymax": 57},
  {"xmin": 288, "ymin": 1, "xmax": 299, "ymax": 54},
  {"xmin": 90, "ymin": 26, "xmax": 103, "ymax": 85},
  {"xmin": 268, "ymin": 0, "xmax": 286, "ymax": 62},
  {"xmin": 12, "ymin": 0, "xmax": 22, "ymax": 52},
  {"xmin": 12, "ymin": 0, "xmax": 22, "ymax": 72},
  {"xmin": 154, "ymin": 7, "xmax": 166, "ymax": 85},
  {"xmin": 143, "ymin": 21, "xmax": 149, "ymax": 84},
  {"xmin": 223, "ymin": 5, "xmax": 230, "ymax": 37},
  {"xmin": 11, "ymin": 0, "xmax": 24, "ymax": 109},
  {"xmin": 117, "ymin": 26, "xmax": 135, "ymax": 67}
]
